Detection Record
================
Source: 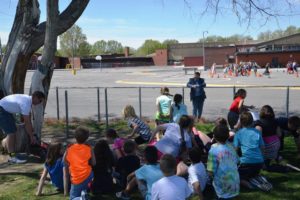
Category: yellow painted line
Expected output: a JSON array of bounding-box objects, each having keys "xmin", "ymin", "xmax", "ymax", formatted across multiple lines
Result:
[
  {"xmin": 116, "ymin": 80, "xmax": 184, "ymax": 86},
  {"xmin": 127, "ymin": 72, "xmax": 156, "ymax": 75},
  {"xmin": 116, "ymin": 80, "xmax": 300, "ymax": 90}
]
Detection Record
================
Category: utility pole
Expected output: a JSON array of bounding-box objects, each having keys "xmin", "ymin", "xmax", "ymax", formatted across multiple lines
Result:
[{"xmin": 202, "ymin": 31, "xmax": 208, "ymax": 68}]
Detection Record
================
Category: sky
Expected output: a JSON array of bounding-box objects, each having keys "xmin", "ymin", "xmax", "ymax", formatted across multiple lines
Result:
[{"xmin": 1, "ymin": 0, "xmax": 300, "ymax": 49}]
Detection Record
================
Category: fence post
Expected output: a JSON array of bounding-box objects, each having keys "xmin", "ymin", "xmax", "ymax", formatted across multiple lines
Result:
[
  {"xmin": 286, "ymin": 86, "xmax": 290, "ymax": 118},
  {"xmin": 56, "ymin": 87, "xmax": 60, "ymax": 120},
  {"xmin": 97, "ymin": 87, "xmax": 100, "ymax": 122},
  {"xmin": 105, "ymin": 88, "xmax": 109, "ymax": 129},
  {"xmin": 182, "ymin": 87, "xmax": 185, "ymax": 104},
  {"xmin": 65, "ymin": 90, "xmax": 69, "ymax": 139},
  {"xmin": 139, "ymin": 87, "xmax": 142, "ymax": 118},
  {"xmin": 233, "ymin": 86, "xmax": 236, "ymax": 99}
]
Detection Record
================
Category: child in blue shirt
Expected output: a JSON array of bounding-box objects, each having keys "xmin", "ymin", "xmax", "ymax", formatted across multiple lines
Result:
[
  {"xmin": 207, "ymin": 124, "xmax": 240, "ymax": 199},
  {"xmin": 234, "ymin": 112, "xmax": 264, "ymax": 188},
  {"xmin": 36, "ymin": 142, "xmax": 66, "ymax": 196},
  {"xmin": 116, "ymin": 146, "xmax": 163, "ymax": 200},
  {"xmin": 170, "ymin": 94, "xmax": 188, "ymax": 123}
]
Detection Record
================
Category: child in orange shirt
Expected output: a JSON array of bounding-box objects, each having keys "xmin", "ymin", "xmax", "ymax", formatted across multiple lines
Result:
[{"xmin": 64, "ymin": 127, "xmax": 96, "ymax": 199}]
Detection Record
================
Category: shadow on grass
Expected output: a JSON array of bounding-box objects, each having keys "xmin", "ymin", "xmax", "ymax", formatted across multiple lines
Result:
[
  {"xmin": 0, "ymin": 172, "xmax": 40, "ymax": 181},
  {"xmin": 39, "ymin": 191, "xmax": 61, "ymax": 197}
]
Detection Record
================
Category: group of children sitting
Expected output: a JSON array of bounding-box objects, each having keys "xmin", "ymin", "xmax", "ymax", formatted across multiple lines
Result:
[{"xmin": 36, "ymin": 96, "xmax": 300, "ymax": 200}]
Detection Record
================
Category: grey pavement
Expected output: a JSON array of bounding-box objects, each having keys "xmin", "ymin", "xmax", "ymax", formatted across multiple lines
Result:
[{"xmin": 24, "ymin": 66, "xmax": 300, "ymax": 121}]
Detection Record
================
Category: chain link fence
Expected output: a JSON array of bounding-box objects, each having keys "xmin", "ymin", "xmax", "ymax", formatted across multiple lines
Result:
[{"xmin": 41, "ymin": 86, "xmax": 300, "ymax": 137}]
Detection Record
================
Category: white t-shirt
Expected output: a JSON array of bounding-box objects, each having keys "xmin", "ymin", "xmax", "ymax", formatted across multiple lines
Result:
[
  {"xmin": 155, "ymin": 123, "xmax": 192, "ymax": 157},
  {"xmin": 188, "ymin": 162, "xmax": 207, "ymax": 193},
  {"xmin": 151, "ymin": 175, "xmax": 192, "ymax": 200},
  {"xmin": 0, "ymin": 94, "xmax": 32, "ymax": 115}
]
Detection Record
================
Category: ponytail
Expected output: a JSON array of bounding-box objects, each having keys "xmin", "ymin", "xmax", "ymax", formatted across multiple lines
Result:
[{"xmin": 173, "ymin": 94, "xmax": 183, "ymax": 110}]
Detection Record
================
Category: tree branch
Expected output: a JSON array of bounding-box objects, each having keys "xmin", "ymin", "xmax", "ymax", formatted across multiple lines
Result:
[
  {"xmin": 193, "ymin": 0, "xmax": 298, "ymax": 28},
  {"xmin": 30, "ymin": 0, "xmax": 90, "ymax": 53}
]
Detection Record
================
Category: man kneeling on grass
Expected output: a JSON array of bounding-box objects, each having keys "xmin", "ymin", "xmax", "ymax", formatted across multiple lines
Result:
[{"xmin": 0, "ymin": 91, "xmax": 45, "ymax": 164}]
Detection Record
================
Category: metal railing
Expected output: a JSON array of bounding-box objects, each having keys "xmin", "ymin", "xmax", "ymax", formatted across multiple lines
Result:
[{"xmin": 47, "ymin": 85, "xmax": 300, "ymax": 138}]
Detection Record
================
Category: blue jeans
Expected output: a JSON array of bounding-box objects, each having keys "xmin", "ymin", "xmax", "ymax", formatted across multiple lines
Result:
[
  {"xmin": 192, "ymin": 96, "xmax": 205, "ymax": 119},
  {"xmin": 70, "ymin": 172, "xmax": 93, "ymax": 200}
]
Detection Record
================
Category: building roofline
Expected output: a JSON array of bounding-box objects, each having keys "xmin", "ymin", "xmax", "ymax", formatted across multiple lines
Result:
[
  {"xmin": 236, "ymin": 49, "xmax": 300, "ymax": 55},
  {"xmin": 256, "ymin": 32, "xmax": 300, "ymax": 46}
]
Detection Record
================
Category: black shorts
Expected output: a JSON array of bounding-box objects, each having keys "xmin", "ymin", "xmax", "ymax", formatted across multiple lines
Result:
[{"xmin": 238, "ymin": 163, "xmax": 263, "ymax": 180}]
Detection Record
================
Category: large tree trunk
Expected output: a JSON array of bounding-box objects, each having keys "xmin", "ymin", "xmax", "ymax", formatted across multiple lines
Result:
[
  {"xmin": 0, "ymin": 0, "xmax": 40, "ymax": 96},
  {"xmin": 0, "ymin": 0, "xmax": 89, "ymax": 142},
  {"xmin": 31, "ymin": 0, "xmax": 59, "ymax": 140}
]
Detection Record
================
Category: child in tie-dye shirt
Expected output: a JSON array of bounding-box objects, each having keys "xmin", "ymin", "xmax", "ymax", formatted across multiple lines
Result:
[{"xmin": 207, "ymin": 124, "xmax": 240, "ymax": 199}]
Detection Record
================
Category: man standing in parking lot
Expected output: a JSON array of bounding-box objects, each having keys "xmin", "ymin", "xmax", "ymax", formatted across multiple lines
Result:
[{"xmin": 187, "ymin": 72, "xmax": 206, "ymax": 122}]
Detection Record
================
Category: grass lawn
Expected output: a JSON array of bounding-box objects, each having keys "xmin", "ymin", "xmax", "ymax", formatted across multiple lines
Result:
[{"xmin": 0, "ymin": 119, "xmax": 299, "ymax": 200}]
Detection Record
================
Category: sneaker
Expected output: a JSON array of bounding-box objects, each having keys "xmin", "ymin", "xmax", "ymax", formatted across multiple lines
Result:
[
  {"xmin": 8, "ymin": 156, "xmax": 27, "ymax": 164},
  {"xmin": 81, "ymin": 190, "xmax": 89, "ymax": 200},
  {"xmin": 250, "ymin": 176, "xmax": 272, "ymax": 192},
  {"xmin": 256, "ymin": 176, "xmax": 273, "ymax": 191},
  {"xmin": 249, "ymin": 177, "xmax": 267, "ymax": 192},
  {"xmin": 116, "ymin": 191, "xmax": 130, "ymax": 200}
]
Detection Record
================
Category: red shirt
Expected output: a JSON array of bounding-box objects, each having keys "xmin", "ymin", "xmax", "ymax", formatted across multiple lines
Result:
[{"xmin": 229, "ymin": 96, "xmax": 243, "ymax": 113}]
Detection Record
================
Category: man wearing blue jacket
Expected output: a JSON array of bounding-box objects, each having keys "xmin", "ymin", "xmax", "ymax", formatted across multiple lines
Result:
[{"xmin": 187, "ymin": 72, "xmax": 206, "ymax": 122}]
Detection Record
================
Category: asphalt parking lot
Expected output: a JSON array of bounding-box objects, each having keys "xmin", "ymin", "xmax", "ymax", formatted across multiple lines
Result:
[{"xmin": 25, "ymin": 66, "xmax": 300, "ymax": 121}]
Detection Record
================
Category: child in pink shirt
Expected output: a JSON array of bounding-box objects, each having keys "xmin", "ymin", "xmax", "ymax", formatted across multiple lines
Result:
[{"xmin": 105, "ymin": 129, "xmax": 126, "ymax": 159}]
